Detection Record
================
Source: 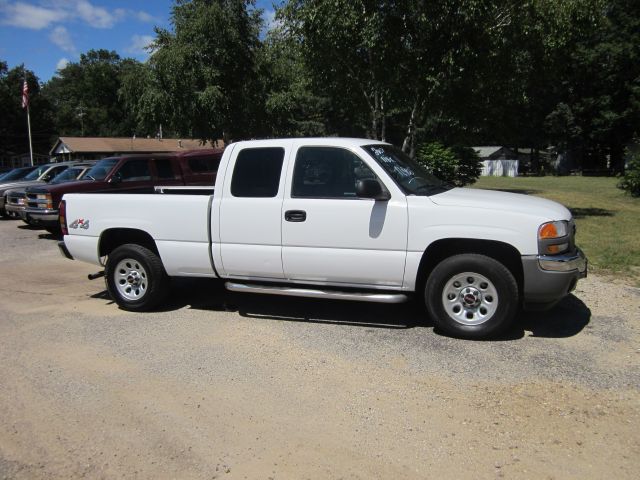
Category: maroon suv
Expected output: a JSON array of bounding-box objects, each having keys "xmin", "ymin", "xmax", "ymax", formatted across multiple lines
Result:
[{"xmin": 24, "ymin": 149, "xmax": 223, "ymax": 230}]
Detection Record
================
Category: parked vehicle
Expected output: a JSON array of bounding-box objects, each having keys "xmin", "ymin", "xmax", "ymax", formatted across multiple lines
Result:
[
  {"xmin": 0, "ymin": 166, "xmax": 38, "ymax": 185},
  {"xmin": 0, "ymin": 162, "xmax": 79, "ymax": 218},
  {"xmin": 58, "ymin": 138, "xmax": 587, "ymax": 339},
  {"xmin": 23, "ymin": 149, "xmax": 222, "ymax": 230},
  {"xmin": 5, "ymin": 163, "xmax": 95, "ymax": 223}
]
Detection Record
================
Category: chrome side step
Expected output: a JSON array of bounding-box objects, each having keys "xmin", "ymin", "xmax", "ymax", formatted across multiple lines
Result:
[{"xmin": 225, "ymin": 282, "xmax": 408, "ymax": 304}]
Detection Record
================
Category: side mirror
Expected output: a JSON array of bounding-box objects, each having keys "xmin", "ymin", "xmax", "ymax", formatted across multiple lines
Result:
[{"xmin": 356, "ymin": 179, "xmax": 390, "ymax": 201}]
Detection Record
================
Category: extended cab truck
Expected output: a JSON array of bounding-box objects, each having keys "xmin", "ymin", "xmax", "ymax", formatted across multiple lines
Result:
[
  {"xmin": 59, "ymin": 138, "xmax": 587, "ymax": 339},
  {"xmin": 23, "ymin": 149, "xmax": 223, "ymax": 229}
]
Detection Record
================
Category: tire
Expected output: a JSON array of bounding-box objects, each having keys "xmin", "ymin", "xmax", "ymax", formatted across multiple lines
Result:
[
  {"xmin": 105, "ymin": 244, "xmax": 169, "ymax": 312},
  {"xmin": 425, "ymin": 254, "xmax": 519, "ymax": 339}
]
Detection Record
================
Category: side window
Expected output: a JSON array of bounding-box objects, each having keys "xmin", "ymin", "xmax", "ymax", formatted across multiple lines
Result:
[
  {"xmin": 292, "ymin": 147, "xmax": 377, "ymax": 198},
  {"xmin": 155, "ymin": 159, "xmax": 176, "ymax": 179},
  {"xmin": 117, "ymin": 159, "xmax": 151, "ymax": 182},
  {"xmin": 231, "ymin": 148, "xmax": 285, "ymax": 198},
  {"xmin": 48, "ymin": 166, "xmax": 68, "ymax": 178},
  {"xmin": 188, "ymin": 155, "xmax": 220, "ymax": 173}
]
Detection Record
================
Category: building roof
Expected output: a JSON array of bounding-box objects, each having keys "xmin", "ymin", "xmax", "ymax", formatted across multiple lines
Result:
[
  {"xmin": 473, "ymin": 146, "xmax": 517, "ymax": 159},
  {"xmin": 50, "ymin": 137, "xmax": 225, "ymax": 156}
]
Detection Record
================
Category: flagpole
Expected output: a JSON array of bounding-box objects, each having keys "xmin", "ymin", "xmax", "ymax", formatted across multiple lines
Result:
[
  {"xmin": 26, "ymin": 102, "xmax": 34, "ymax": 166},
  {"xmin": 22, "ymin": 69, "xmax": 34, "ymax": 166}
]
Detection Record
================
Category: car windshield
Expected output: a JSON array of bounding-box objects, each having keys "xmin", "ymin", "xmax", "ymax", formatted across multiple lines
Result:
[
  {"xmin": 0, "ymin": 168, "xmax": 33, "ymax": 181},
  {"xmin": 362, "ymin": 144, "xmax": 451, "ymax": 196},
  {"xmin": 83, "ymin": 158, "xmax": 118, "ymax": 181},
  {"xmin": 23, "ymin": 165, "xmax": 51, "ymax": 181},
  {"xmin": 50, "ymin": 167, "xmax": 82, "ymax": 184}
]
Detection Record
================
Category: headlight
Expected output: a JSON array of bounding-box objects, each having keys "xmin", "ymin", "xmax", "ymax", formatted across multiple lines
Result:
[{"xmin": 538, "ymin": 220, "xmax": 570, "ymax": 255}]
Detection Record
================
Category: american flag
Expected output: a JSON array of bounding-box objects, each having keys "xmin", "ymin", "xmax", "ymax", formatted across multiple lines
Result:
[{"xmin": 22, "ymin": 79, "xmax": 29, "ymax": 109}]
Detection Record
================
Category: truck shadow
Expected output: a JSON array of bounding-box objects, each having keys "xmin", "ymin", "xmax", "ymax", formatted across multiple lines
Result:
[{"xmin": 100, "ymin": 278, "xmax": 590, "ymax": 339}]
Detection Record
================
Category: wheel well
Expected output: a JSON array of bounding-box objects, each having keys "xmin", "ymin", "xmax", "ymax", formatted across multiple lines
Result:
[
  {"xmin": 99, "ymin": 228, "xmax": 158, "ymax": 258},
  {"xmin": 416, "ymin": 238, "xmax": 523, "ymax": 294}
]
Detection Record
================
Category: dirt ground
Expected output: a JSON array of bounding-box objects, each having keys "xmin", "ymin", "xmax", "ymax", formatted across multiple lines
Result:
[{"xmin": 0, "ymin": 220, "xmax": 638, "ymax": 479}]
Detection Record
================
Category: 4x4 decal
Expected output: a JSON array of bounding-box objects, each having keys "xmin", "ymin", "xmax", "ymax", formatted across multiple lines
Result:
[{"xmin": 69, "ymin": 219, "xmax": 90, "ymax": 230}]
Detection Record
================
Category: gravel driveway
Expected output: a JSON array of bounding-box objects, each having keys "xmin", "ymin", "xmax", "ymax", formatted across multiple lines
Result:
[{"xmin": 0, "ymin": 219, "xmax": 638, "ymax": 479}]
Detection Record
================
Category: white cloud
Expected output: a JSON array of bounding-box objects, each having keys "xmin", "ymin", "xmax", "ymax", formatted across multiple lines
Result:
[
  {"xmin": 49, "ymin": 25, "xmax": 75, "ymax": 52},
  {"xmin": 126, "ymin": 34, "xmax": 154, "ymax": 56},
  {"xmin": 56, "ymin": 57, "xmax": 69, "ymax": 70},
  {"xmin": 262, "ymin": 8, "xmax": 281, "ymax": 32},
  {"xmin": 0, "ymin": 1, "xmax": 66, "ymax": 29},
  {"xmin": 75, "ymin": 0, "xmax": 115, "ymax": 28},
  {"xmin": 0, "ymin": 1, "xmax": 157, "ymax": 30}
]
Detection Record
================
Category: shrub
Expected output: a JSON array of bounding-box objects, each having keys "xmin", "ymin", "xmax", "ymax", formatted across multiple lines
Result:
[
  {"xmin": 618, "ymin": 149, "xmax": 640, "ymax": 197},
  {"xmin": 415, "ymin": 142, "xmax": 481, "ymax": 186}
]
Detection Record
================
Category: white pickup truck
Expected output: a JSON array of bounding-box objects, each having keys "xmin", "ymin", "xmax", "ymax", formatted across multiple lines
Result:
[{"xmin": 58, "ymin": 138, "xmax": 587, "ymax": 338}]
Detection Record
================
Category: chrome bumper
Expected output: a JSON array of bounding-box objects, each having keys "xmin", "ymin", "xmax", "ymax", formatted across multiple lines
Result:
[{"xmin": 538, "ymin": 248, "xmax": 587, "ymax": 276}]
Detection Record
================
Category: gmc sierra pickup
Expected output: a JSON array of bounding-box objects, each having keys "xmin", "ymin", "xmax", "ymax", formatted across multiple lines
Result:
[{"xmin": 58, "ymin": 138, "xmax": 587, "ymax": 338}]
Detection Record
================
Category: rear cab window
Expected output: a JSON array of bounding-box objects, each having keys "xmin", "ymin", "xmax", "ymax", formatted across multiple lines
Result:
[{"xmin": 231, "ymin": 147, "xmax": 285, "ymax": 198}]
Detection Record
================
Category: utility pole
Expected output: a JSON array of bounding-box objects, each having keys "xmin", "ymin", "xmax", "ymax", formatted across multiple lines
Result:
[{"xmin": 77, "ymin": 102, "xmax": 85, "ymax": 136}]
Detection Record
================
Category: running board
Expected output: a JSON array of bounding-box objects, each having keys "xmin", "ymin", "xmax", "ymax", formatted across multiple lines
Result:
[{"xmin": 225, "ymin": 282, "xmax": 408, "ymax": 304}]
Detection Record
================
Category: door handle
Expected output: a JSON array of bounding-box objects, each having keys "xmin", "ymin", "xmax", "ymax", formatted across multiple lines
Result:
[{"xmin": 285, "ymin": 210, "xmax": 306, "ymax": 222}]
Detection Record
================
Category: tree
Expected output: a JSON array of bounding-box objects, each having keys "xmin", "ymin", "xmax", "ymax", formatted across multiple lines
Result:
[
  {"xmin": 0, "ymin": 62, "xmax": 54, "ymax": 162},
  {"xmin": 122, "ymin": 0, "xmax": 264, "ymax": 143},
  {"xmin": 42, "ymin": 50, "xmax": 141, "ymax": 137},
  {"xmin": 415, "ymin": 142, "xmax": 481, "ymax": 186}
]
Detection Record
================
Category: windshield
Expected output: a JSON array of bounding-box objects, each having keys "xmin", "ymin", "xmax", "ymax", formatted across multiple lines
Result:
[
  {"xmin": 23, "ymin": 165, "xmax": 51, "ymax": 181},
  {"xmin": 83, "ymin": 158, "xmax": 118, "ymax": 181},
  {"xmin": 50, "ymin": 167, "xmax": 82, "ymax": 184},
  {"xmin": 362, "ymin": 144, "xmax": 451, "ymax": 196},
  {"xmin": 0, "ymin": 168, "xmax": 33, "ymax": 181}
]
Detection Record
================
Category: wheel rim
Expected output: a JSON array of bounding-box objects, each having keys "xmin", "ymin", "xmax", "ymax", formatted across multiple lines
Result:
[
  {"xmin": 114, "ymin": 258, "xmax": 148, "ymax": 301},
  {"xmin": 441, "ymin": 271, "xmax": 498, "ymax": 325}
]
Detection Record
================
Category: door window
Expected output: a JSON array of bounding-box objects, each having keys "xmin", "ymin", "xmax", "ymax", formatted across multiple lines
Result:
[
  {"xmin": 117, "ymin": 159, "xmax": 151, "ymax": 182},
  {"xmin": 154, "ymin": 159, "xmax": 176, "ymax": 180},
  {"xmin": 292, "ymin": 147, "xmax": 377, "ymax": 198},
  {"xmin": 231, "ymin": 148, "xmax": 285, "ymax": 198}
]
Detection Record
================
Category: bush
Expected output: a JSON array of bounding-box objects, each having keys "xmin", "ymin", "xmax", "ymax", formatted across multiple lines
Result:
[
  {"xmin": 618, "ymin": 149, "xmax": 640, "ymax": 197},
  {"xmin": 415, "ymin": 142, "xmax": 481, "ymax": 186}
]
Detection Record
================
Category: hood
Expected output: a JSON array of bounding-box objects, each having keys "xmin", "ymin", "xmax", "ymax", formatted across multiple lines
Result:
[
  {"xmin": 0, "ymin": 179, "xmax": 45, "ymax": 194},
  {"xmin": 430, "ymin": 187, "xmax": 571, "ymax": 221}
]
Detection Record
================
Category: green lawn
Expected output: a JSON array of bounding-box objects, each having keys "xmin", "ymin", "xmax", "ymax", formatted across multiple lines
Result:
[{"xmin": 473, "ymin": 176, "xmax": 640, "ymax": 284}]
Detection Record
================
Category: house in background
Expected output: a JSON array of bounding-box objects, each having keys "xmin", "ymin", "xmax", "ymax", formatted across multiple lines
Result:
[
  {"xmin": 50, "ymin": 136, "xmax": 225, "ymax": 161},
  {"xmin": 473, "ymin": 146, "xmax": 519, "ymax": 177}
]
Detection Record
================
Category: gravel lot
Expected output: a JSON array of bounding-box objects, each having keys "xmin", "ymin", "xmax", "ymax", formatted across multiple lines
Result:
[{"xmin": 0, "ymin": 219, "xmax": 638, "ymax": 479}]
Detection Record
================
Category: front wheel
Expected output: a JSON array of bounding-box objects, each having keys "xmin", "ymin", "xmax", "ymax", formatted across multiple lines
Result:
[
  {"xmin": 105, "ymin": 244, "xmax": 169, "ymax": 311},
  {"xmin": 425, "ymin": 254, "xmax": 519, "ymax": 339}
]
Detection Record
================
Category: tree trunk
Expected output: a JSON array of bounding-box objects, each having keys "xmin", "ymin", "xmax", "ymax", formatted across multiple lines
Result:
[{"xmin": 402, "ymin": 99, "xmax": 419, "ymax": 155}]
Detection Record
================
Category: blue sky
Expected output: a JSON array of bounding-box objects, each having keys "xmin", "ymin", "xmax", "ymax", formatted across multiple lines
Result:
[{"xmin": 0, "ymin": 0, "xmax": 279, "ymax": 82}]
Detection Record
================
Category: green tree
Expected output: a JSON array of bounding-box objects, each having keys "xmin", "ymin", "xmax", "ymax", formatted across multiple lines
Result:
[
  {"xmin": 415, "ymin": 142, "xmax": 481, "ymax": 186},
  {"xmin": 42, "ymin": 50, "xmax": 140, "ymax": 137},
  {"xmin": 0, "ymin": 62, "xmax": 54, "ymax": 162},
  {"xmin": 123, "ymin": 0, "xmax": 264, "ymax": 143}
]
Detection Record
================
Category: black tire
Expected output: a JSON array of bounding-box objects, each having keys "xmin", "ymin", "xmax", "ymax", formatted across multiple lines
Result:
[
  {"xmin": 105, "ymin": 244, "xmax": 169, "ymax": 312},
  {"xmin": 425, "ymin": 254, "xmax": 519, "ymax": 339}
]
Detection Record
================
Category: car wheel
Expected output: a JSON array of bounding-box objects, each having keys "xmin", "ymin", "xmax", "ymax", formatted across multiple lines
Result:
[
  {"xmin": 105, "ymin": 244, "xmax": 169, "ymax": 312},
  {"xmin": 425, "ymin": 254, "xmax": 519, "ymax": 339}
]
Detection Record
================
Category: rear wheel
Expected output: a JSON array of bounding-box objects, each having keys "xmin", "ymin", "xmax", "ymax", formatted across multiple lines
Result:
[
  {"xmin": 425, "ymin": 254, "xmax": 519, "ymax": 339},
  {"xmin": 105, "ymin": 244, "xmax": 169, "ymax": 311}
]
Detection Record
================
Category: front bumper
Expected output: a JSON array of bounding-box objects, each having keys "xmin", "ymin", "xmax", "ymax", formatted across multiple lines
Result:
[
  {"xmin": 521, "ymin": 248, "xmax": 587, "ymax": 310},
  {"xmin": 5, "ymin": 204, "xmax": 25, "ymax": 215},
  {"xmin": 23, "ymin": 207, "xmax": 59, "ymax": 226}
]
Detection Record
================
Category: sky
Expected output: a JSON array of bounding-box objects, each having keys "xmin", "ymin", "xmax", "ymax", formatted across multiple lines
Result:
[{"xmin": 0, "ymin": 0, "xmax": 279, "ymax": 82}]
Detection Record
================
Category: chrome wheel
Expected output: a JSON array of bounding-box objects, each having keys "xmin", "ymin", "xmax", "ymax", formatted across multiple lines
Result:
[
  {"xmin": 441, "ymin": 271, "xmax": 498, "ymax": 326},
  {"xmin": 114, "ymin": 258, "xmax": 148, "ymax": 301}
]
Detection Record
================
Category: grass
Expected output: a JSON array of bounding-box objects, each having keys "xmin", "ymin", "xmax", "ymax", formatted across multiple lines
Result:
[{"xmin": 473, "ymin": 176, "xmax": 640, "ymax": 284}]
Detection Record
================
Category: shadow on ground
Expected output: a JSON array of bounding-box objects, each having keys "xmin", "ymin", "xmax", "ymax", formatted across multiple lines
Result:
[
  {"xmin": 568, "ymin": 207, "xmax": 614, "ymax": 219},
  {"xmin": 91, "ymin": 278, "xmax": 591, "ymax": 340}
]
